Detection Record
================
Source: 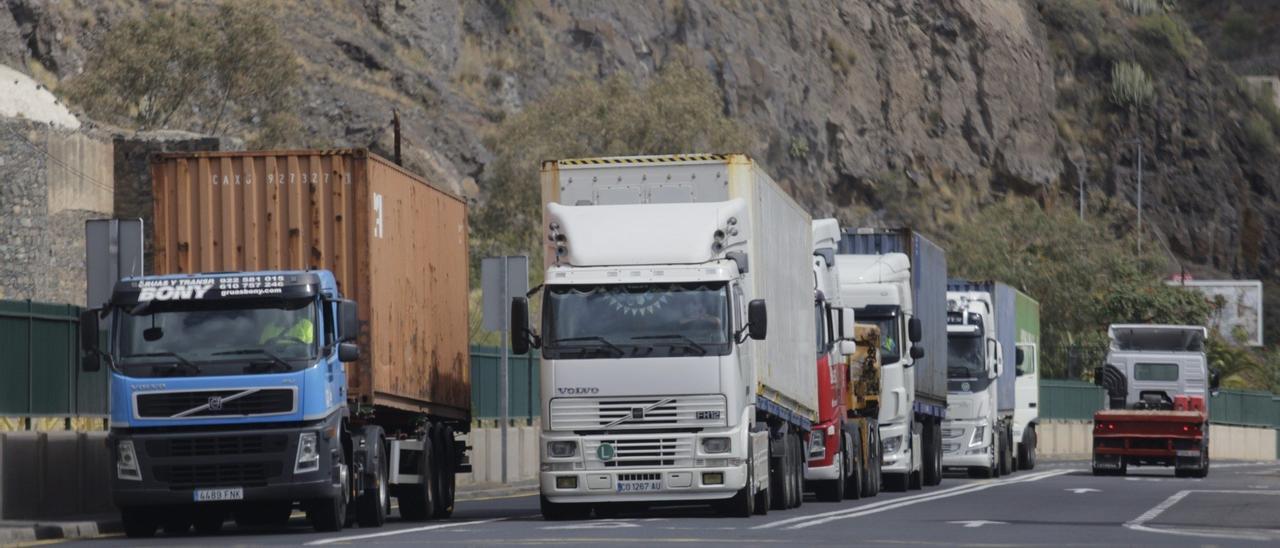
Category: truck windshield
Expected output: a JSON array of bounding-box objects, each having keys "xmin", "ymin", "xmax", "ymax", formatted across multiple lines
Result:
[
  {"xmin": 543, "ymin": 282, "xmax": 731, "ymax": 359},
  {"xmin": 859, "ymin": 315, "xmax": 901, "ymax": 364},
  {"xmin": 947, "ymin": 334, "xmax": 984, "ymax": 380},
  {"xmin": 115, "ymin": 300, "xmax": 319, "ymax": 377}
]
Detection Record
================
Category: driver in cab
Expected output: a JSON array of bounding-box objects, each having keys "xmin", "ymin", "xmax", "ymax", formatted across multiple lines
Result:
[{"xmin": 260, "ymin": 312, "xmax": 314, "ymax": 346}]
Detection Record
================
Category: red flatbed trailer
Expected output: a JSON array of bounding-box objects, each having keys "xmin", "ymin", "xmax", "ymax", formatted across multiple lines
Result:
[{"xmin": 1092, "ymin": 408, "xmax": 1208, "ymax": 477}]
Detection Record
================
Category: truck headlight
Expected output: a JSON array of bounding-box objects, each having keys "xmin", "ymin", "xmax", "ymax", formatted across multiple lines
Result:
[
  {"xmin": 969, "ymin": 425, "xmax": 986, "ymax": 447},
  {"xmin": 117, "ymin": 440, "xmax": 141, "ymax": 481},
  {"xmin": 882, "ymin": 435, "xmax": 902, "ymax": 455},
  {"xmin": 296, "ymin": 432, "xmax": 320, "ymax": 473},
  {"xmin": 548, "ymin": 441, "xmax": 578, "ymax": 458},
  {"xmin": 808, "ymin": 429, "xmax": 826, "ymax": 459},
  {"xmin": 701, "ymin": 437, "xmax": 731, "ymax": 454}
]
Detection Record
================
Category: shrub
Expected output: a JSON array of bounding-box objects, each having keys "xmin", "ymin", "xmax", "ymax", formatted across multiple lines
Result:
[
  {"xmin": 1109, "ymin": 61, "xmax": 1155, "ymax": 110},
  {"xmin": 64, "ymin": 4, "xmax": 300, "ymax": 146},
  {"xmin": 1118, "ymin": 0, "xmax": 1160, "ymax": 16},
  {"xmin": 471, "ymin": 57, "xmax": 748, "ymax": 278},
  {"xmin": 1243, "ymin": 114, "xmax": 1276, "ymax": 154},
  {"xmin": 1133, "ymin": 13, "xmax": 1194, "ymax": 62}
]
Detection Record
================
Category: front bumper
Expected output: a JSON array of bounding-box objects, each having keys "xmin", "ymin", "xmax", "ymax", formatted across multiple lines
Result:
[
  {"xmin": 540, "ymin": 428, "xmax": 748, "ymax": 503},
  {"xmin": 109, "ymin": 412, "xmax": 343, "ymax": 508},
  {"xmin": 941, "ymin": 419, "xmax": 990, "ymax": 468}
]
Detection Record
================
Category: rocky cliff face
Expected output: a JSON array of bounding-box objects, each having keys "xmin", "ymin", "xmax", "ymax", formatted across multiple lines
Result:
[{"xmin": 3, "ymin": 0, "xmax": 1278, "ymax": 284}]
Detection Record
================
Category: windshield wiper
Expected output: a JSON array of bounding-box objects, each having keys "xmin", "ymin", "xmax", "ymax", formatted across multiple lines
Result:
[
  {"xmin": 632, "ymin": 334, "xmax": 708, "ymax": 356},
  {"xmin": 549, "ymin": 337, "xmax": 625, "ymax": 357},
  {"xmin": 211, "ymin": 348, "xmax": 293, "ymax": 372},
  {"xmin": 126, "ymin": 351, "xmax": 200, "ymax": 375}
]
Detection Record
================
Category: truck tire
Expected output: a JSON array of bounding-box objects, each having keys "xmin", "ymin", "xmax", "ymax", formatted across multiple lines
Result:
[
  {"xmin": 398, "ymin": 438, "xmax": 438, "ymax": 521},
  {"xmin": 998, "ymin": 428, "xmax": 1013, "ymax": 476},
  {"xmin": 432, "ymin": 424, "xmax": 457, "ymax": 519},
  {"xmin": 924, "ymin": 421, "xmax": 942, "ymax": 486},
  {"xmin": 769, "ymin": 432, "xmax": 788, "ymax": 510},
  {"xmin": 308, "ymin": 442, "xmax": 349, "ymax": 532},
  {"xmin": 121, "ymin": 507, "xmax": 157, "ymax": 538},
  {"xmin": 1019, "ymin": 427, "xmax": 1037, "ymax": 470},
  {"xmin": 788, "ymin": 432, "xmax": 798, "ymax": 509},
  {"xmin": 863, "ymin": 425, "xmax": 881, "ymax": 498},
  {"xmin": 540, "ymin": 495, "xmax": 591, "ymax": 521},
  {"xmin": 356, "ymin": 426, "xmax": 389, "ymax": 528},
  {"xmin": 908, "ymin": 468, "xmax": 923, "ymax": 490},
  {"xmin": 843, "ymin": 432, "xmax": 862, "ymax": 500}
]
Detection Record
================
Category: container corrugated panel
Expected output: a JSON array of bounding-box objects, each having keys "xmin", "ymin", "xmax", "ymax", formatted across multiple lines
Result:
[
  {"xmin": 1039, "ymin": 380, "xmax": 1105, "ymax": 420},
  {"xmin": 948, "ymin": 280, "xmax": 1017, "ymax": 413},
  {"xmin": 839, "ymin": 229, "xmax": 948, "ymax": 408},
  {"xmin": 541, "ymin": 154, "xmax": 817, "ymax": 419},
  {"xmin": 0, "ymin": 300, "xmax": 107, "ymax": 415},
  {"xmin": 151, "ymin": 150, "xmax": 470, "ymax": 420}
]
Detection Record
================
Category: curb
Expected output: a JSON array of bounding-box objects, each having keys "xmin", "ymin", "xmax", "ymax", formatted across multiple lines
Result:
[
  {"xmin": 0, "ymin": 517, "xmax": 121, "ymax": 545},
  {"xmin": 456, "ymin": 480, "xmax": 539, "ymax": 501}
]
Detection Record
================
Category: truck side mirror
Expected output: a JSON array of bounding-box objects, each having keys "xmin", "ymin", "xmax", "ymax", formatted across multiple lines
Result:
[
  {"xmin": 840, "ymin": 308, "xmax": 856, "ymax": 340},
  {"xmin": 838, "ymin": 340, "xmax": 856, "ymax": 357},
  {"xmin": 511, "ymin": 297, "xmax": 531, "ymax": 355},
  {"xmin": 1016, "ymin": 347, "xmax": 1025, "ymax": 366},
  {"xmin": 907, "ymin": 317, "xmax": 922, "ymax": 343},
  {"xmin": 338, "ymin": 342, "xmax": 360, "ymax": 362},
  {"xmin": 338, "ymin": 300, "xmax": 359, "ymax": 343},
  {"xmin": 909, "ymin": 346, "xmax": 924, "ymax": 360},
  {"xmin": 747, "ymin": 299, "xmax": 768, "ymax": 341},
  {"xmin": 79, "ymin": 309, "xmax": 101, "ymax": 372}
]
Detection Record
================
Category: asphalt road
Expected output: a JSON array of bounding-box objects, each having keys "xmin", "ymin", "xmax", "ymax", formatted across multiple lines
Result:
[{"xmin": 64, "ymin": 461, "xmax": 1280, "ymax": 547}]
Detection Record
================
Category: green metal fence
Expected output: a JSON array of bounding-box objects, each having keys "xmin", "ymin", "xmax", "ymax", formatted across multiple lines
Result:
[
  {"xmin": 1039, "ymin": 379, "xmax": 1280, "ymax": 429},
  {"xmin": 0, "ymin": 300, "xmax": 108, "ymax": 416},
  {"xmin": 1039, "ymin": 379, "xmax": 1106, "ymax": 420},
  {"xmin": 470, "ymin": 345, "xmax": 539, "ymax": 420},
  {"xmin": 1209, "ymin": 390, "xmax": 1280, "ymax": 428}
]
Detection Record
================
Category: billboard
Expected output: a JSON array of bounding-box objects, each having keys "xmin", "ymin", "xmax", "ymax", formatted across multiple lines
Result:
[{"xmin": 1167, "ymin": 279, "xmax": 1263, "ymax": 346}]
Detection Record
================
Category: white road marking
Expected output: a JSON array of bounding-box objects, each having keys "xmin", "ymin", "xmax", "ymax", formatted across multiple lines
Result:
[
  {"xmin": 754, "ymin": 469, "xmax": 1071, "ymax": 530},
  {"xmin": 1065, "ymin": 488, "xmax": 1100, "ymax": 494},
  {"xmin": 542, "ymin": 521, "xmax": 642, "ymax": 530},
  {"xmin": 948, "ymin": 520, "xmax": 1007, "ymax": 528},
  {"xmin": 1125, "ymin": 489, "xmax": 1280, "ymax": 542},
  {"xmin": 304, "ymin": 518, "xmax": 509, "ymax": 545}
]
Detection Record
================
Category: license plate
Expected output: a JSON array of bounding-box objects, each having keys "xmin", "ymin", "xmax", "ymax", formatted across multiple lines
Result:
[
  {"xmin": 1175, "ymin": 450, "xmax": 1201, "ymax": 457},
  {"xmin": 616, "ymin": 480, "xmax": 662, "ymax": 493},
  {"xmin": 193, "ymin": 487, "xmax": 244, "ymax": 502}
]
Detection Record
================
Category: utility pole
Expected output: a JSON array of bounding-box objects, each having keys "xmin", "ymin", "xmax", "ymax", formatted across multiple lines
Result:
[{"xmin": 1137, "ymin": 141, "xmax": 1143, "ymax": 254}]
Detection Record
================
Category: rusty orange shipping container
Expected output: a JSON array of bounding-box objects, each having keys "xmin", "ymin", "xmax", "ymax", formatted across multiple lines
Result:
[{"xmin": 150, "ymin": 149, "xmax": 470, "ymax": 421}]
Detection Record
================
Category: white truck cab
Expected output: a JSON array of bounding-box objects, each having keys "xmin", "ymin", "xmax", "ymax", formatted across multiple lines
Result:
[{"xmin": 942, "ymin": 292, "xmax": 1004, "ymax": 478}]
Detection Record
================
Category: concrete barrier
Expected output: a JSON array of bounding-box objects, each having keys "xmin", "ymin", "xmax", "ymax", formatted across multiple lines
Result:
[
  {"xmin": 0, "ymin": 431, "xmax": 114, "ymax": 519},
  {"xmin": 459, "ymin": 420, "xmax": 540, "ymax": 486},
  {"xmin": 1037, "ymin": 419, "xmax": 1279, "ymax": 461}
]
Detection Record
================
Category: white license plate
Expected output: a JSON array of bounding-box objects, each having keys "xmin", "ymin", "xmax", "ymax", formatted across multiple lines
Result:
[
  {"xmin": 1175, "ymin": 450, "xmax": 1201, "ymax": 457},
  {"xmin": 193, "ymin": 487, "xmax": 244, "ymax": 502},
  {"xmin": 616, "ymin": 480, "xmax": 662, "ymax": 493}
]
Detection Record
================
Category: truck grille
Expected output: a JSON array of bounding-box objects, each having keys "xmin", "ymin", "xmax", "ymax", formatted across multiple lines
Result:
[
  {"xmin": 135, "ymin": 388, "xmax": 296, "ymax": 418},
  {"xmin": 550, "ymin": 395, "xmax": 727, "ymax": 431},
  {"xmin": 942, "ymin": 428, "xmax": 963, "ymax": 439},
  {"xmin": 146, "ymin": 434, "xmax": 289, "ymax": 458},
  {"xmin": 152, "ymin": 461, "xmax": 283, "ymax": 488},
  {"xmin": 585, "ymin": 437, "xmax": 693, "ymax": 468}
]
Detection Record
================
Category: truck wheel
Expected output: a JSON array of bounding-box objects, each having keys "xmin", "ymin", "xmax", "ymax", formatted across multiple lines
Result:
[
  {"xmin": 769, "ymin": 433, "xmax": 787, "ymax": 510},
  {"xmin": 433, "ymin": 424, "xmax": 457, "ymax": 519},
  {"xmin": 356, "ymin": 426, "xmax": 389, "ymax": 528},
  {"xmin": 909, "ymin": 468, "xmax": 923, "ymax": 490},
  {"xmin": 309, "ymin": 441, "xmax": 349, "ymax": 532},
  {"xmin": 843, "ymin": 433, "xmax": 862, "ymax": 500},
  {"xmin": 924, "ymin": 421, "xmax": 942, "ymax": 486},
  {"xmin": 121, "ymin": 507, "xmax": 157, "ymax": 538},
  {"xmin": 1019, "ymin": 427, "xmax": 1037, "ymax": 470},
  {"xmin": 398, "ymin": 438, "xmax": 438, "ymax": 521},
  {"xmin": 540, "ymin": 495, "xmax": 591, "ymax": 521},
  {"xmin": 192, "ymin": 510, "xmax": 225, "ymax": 534},
  {"xmin": 792, "ymin": 432, "xmax": 805, "ymax": 508}
]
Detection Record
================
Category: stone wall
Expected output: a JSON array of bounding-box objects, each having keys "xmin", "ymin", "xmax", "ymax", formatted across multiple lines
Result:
[{"xmin": 0, "ymin": 117, "xmax": 112, "ymax": 305}]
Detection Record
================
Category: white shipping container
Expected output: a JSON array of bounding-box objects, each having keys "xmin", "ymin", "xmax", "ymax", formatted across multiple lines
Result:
[{"xmin": 541, "ymin": 154, "xmax": 818, "ymax": 419}]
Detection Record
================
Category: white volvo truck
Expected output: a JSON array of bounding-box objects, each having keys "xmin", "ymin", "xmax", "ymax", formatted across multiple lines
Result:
[{"xmin": 511, "ymin": 154, "xmax": 817, "ymax": 519}]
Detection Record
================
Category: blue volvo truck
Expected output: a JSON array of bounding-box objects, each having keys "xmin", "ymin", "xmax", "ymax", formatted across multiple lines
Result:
[{"xmin": 80, "ymin": 149, "xmax": 472, "ymax": 537}]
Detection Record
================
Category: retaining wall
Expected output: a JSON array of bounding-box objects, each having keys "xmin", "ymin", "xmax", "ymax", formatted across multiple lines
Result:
[
  {"xmin": 459, "ymin": 420, "xmax": 541, "ymax": 485},
  {"xmin": 0, "ymin": 431, "xmax": 113, "ymax": 519},
  {"xmin": 1037, "ymin": 419, "xmax": 1278, "ymax": 460}
]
